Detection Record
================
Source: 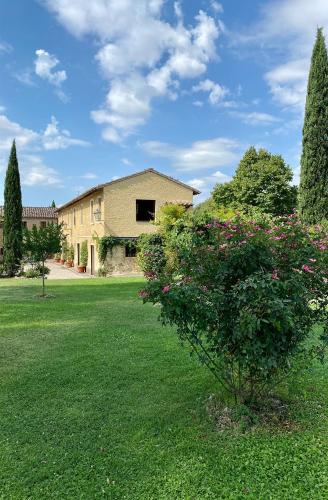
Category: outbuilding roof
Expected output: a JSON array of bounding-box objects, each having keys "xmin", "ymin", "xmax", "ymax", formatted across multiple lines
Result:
[{"xmin": 0, "ymin": 206, "xmax": 57, "ymax": 219}]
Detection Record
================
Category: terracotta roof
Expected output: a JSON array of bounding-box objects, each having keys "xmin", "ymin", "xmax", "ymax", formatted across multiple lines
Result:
[
  {"xmin": 0, "ymin": 206, "xmax": 57, "ymax": 219},
  {"xmin": 57, "ymin": 168, "xmax": 201, "ymax": 212}
]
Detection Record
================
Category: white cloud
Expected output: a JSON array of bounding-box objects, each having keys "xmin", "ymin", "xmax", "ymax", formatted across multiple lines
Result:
[
  {"xmin": 238, "ymin": 0, "xmax": 328, "ymax": 110},
  {"xmin": 141, "ymin": 136, "xmax": 241, "ymax": 171},
  {"xmin": 188, "ymin": 170, "xmax": 231, "ymax": 202},
  {"xmin": 42, "ymin": 116, "xmax": 90, "ymax": 150},
  {"xmin": 210, "ymin": 1, "xmax": 223, "ymax": 14},
  {"xmin": 0, "ymin": 41, "xmax": 12, "ymax": 53},
  {"xmin": 20, "ymin": 155, "xmax": 62, "ymax": 187},
  {"xmin": 43, "ymin": 0, "xmax": 221, "ymax": 141},
  {"xmin": 0, "ymin": 113, "xmax": 89, "ymax": 152},
  {"xmin": 264, "ymin": 59, "xmax": 309, "ymax": 109},
  {"xmin": 82, "ymin": 172, "xmax": 98, "ymax": 179},
  {"xmin": 13, "ymin": 69, "xmax": 36, "ymax": 87},
  {"xmin": 192, "ymin": 79, "xmax": 228, "ymax": 105},
  {"xmin": 34, "ymin": 49, "xmax": 68, "ymax": 101},
  {"xmin": 122, "ymin": 158, "xmax": 132, "ymax": 166},
  {"xmin": 0, "ymin": 114, "xmax": 39, "ymax": 151},
  {"xmin": 230, "ymin": 111, "xmax": 281, "ymax": 126}
]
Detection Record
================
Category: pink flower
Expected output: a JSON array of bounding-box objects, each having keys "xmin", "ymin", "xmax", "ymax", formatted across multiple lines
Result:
[
  {"xmin": 138, "ymin": 289, "xmax": 149, "ymax": 298},
  {"xmin": 271, "ymin": 270, "xmax": 279, "ymax": 280},
  {"xmin": 162, "ymin": 285, "xmax": 171, "ymax": 293},
  {"xmin": 302, "ymin": 265, "xmax": 314, "ymax": 273},
  {"xmin": 144, "ymin": 271, "xmax": 156, "ymax": 280},
  {"xmin": 309, "ymin": 258, "xmax": 317, "ymax": 263},
  {"xmin": 319, "ymin": 245, "xmax": 327, "ymax": 251}
]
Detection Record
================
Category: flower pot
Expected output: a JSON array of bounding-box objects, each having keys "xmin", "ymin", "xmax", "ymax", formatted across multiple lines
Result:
[
  {"xmin": 55, "ymin": 258, "xmax": 61, "ymax": 263},
  {"xmin": 60, "ymin": 259, "xmax": 65, "ymax": 265},
  {"xmin": 77, "ymin": 266, "xmax": 86, "ymax": 273}
]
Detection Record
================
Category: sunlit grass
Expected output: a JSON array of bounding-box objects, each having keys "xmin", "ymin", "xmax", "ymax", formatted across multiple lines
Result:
[{"xmin": 1, "ymin": 277, "xmax": 328, "ymax": 499}]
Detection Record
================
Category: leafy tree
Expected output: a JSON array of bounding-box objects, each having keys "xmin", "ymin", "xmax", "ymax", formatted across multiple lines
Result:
[
  {"xmin": 213, "ymin": 147, "xmax": 297, "ymax": 216},
  {"xmin": 299, "ymin": 28, "xmax": 328, "ymax": 223},
  {"xmin": 23, "ymin": 223, "xmax": 63, "ymax": 296},
  {"xmin": 156, "ymin": 203, "xmax": 188, "ymax": 232},
  {"xmin": 3, "ymin": 140, "xmax": 23, "ymax": 276}
]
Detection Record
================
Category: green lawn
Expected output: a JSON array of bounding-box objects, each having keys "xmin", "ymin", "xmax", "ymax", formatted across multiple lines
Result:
[{"xmin": 1, "ymin": 278, "xmax": 328, "ymax": 499}]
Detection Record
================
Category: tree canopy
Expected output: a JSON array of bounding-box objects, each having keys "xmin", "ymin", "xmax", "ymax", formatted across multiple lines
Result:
[
  {"xmin": 212, "ymin": 147, "xmax": 297, "ymax": 216},
  {"xmin": 299, "ymin": 28, "xmax": 328, "ymax": 223},
  {"xmin": 3, "ymin": 140, "xmax": 23, "ymax": 276}
]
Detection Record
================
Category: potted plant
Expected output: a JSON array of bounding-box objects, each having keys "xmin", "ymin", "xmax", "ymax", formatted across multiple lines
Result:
[
  {"xmin": 60, "ymin": 240, "xmax": 68, "ymax": 265},
  {"xmin": 54, "ymin": 252, "xmax": 61, "ymax": 263},
  {"xmin": 77, "ymin": 240, "xmax": 88, "ymax": 272},
  {"xmin": 66, "ymin": 244, "xmax": 74, "ymax": 267}
]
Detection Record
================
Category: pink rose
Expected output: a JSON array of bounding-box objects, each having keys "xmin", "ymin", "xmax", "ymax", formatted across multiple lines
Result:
[
  {"xmin": 162, "ymin": 285, "xmax": 171, "ymax": 293},
  {"xmin": 302, "ymin": 265, "xmax": 314, "ymax": 273}
]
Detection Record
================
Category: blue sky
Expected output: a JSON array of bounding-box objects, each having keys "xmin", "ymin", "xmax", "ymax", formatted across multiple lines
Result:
[{"xmin": 0, "ymin": 0, "xmax": 324, "ymax": 205}]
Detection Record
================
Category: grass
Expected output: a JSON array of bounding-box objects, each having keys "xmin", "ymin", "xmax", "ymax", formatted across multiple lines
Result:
[{"xmin": 1, "ymin": 277, "xmax": 328, "ymax": 499}]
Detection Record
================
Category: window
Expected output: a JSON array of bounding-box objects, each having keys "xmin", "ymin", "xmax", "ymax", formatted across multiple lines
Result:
[
  {"xmin": 80, "ymin": 204, "xmax": 83, "ymax": 224},
  {"xmin": 73, "ymin": 208, "xmax": 76, "ymax": 226},
  {"xmin": 136, "ymin": 199, "xmax": 155, "ymax": 222},
  {"xmin": 125, "ymin": 244, "xmax": 137, "ymax": 258},
  {"xmin": 90, "ymin": 200, "xmax": 94, "ymax": 223},
  {"xmin": 40, "ymin": 221, "xmax": 47, "ymax": 228},
  {"xmin": 22, "ymin": 221, "xmax": 27, "ymax": 228},
  {"xmin": 0, "ymin": 247, "xmax": 3, "ymax": 256}
]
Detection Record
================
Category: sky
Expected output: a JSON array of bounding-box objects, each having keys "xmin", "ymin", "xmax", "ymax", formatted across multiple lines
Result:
[{"xmin": 0, "ymin": 0, "xmax": 326, "ymax": 206}]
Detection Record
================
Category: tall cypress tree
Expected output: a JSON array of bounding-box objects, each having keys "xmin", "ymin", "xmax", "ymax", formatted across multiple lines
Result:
[
  {"xmin": 299, "ymin": 28, "xmax": 328, "ymax": 223},
  {"xmin": 3, "ymin": 140, "xmax": 23, "ymax": 276}
]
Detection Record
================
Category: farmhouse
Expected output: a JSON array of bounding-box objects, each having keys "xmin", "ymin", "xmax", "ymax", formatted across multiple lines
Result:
[{"xmin": 57, "ymin": 168, "xmax": 200, "ymax": 275}]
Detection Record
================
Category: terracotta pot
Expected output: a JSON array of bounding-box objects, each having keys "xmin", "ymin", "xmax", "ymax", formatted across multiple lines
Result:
[
  {"xmin": 60, "ymin": 259, "xmax": 65, "ymax": 265},
  {"xmin": 55, "ymin": 259, "xmax": 60, "ymax": 263},
  {"xmin": 65, "ymin": 260, "xmax": 73, "ymax": 267},
  {"xmin": 77, "ymin": 266, "xmax": 86, "ymax": 273}
]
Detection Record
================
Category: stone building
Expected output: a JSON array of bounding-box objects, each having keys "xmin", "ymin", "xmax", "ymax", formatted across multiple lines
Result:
[
  {"xmin": 0, "ymin": 206, "xmax": 57, "ymax": 260},
  {"xmin": 56, "ymin": 168, "xmax": 200, "ymax": 275}
]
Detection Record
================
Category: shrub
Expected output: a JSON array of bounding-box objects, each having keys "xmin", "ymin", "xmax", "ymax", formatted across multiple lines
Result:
[
  {"xmin": 68, "ymin": 244, "xmax": 74, "ymax": 262},
  {"xmin": 24, "ymin": 265, "xmax": 50, "ymax": 279},
  {"xmin": 140, "ymin": 213, "xmax": 328, "ymax": 403},
  {"xmin": 138, "ymin": 233, "xmax": 166, "ymax": 280},
  {"xmin": 80, "ymin": 240, "xmax": 88, "ymax": 267},
  {"xmin": 61, "ymin": 240, "xmax": 68, "ymax": 261}
]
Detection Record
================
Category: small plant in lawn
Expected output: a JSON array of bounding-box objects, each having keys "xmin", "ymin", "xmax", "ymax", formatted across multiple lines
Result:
[
  {"xmin": 23, "ymin": 223, "xmax": 64, "ymax": 296},
  {"xmin": 140, "ymin": 212, "xmax": 328, "ymax": 405}
]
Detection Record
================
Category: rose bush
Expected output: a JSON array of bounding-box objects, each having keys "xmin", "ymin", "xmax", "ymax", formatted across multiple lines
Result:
[{"xmin": 139, "ymin": 213, "xmax": 328, "ymax": 403}]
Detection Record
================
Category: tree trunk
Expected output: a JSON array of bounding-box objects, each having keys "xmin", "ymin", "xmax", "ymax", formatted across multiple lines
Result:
[{"xmin": 42, "ymin": 258, "xmax": 45, "ymax": 297}]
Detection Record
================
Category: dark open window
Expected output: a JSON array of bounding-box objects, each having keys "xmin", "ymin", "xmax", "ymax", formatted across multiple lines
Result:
[
  {"xmin": 136, "ymin": 199, "xmax": 155, "ymax": 221},
  {"xmin": 40, "ymin": 221, "xmax": 47, "ymax": 228},
  {"xmin": 125, "ymin": 245, "xmax": 137, "ymax": 258}
]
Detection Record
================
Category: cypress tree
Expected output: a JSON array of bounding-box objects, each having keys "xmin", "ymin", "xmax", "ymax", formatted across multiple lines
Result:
[
  {"xmin": 3, "ymin": 140, "xmax": 23, "ymax": 276},
  {"xmin": 299, "ymin": 28, "xmax": 328, "ymax": 223}
]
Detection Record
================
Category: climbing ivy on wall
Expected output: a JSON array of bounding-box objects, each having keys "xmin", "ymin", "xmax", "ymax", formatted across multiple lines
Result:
[{"xmin": 98, "ymin": 236, "xmax": 138, "ymax": 263}]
